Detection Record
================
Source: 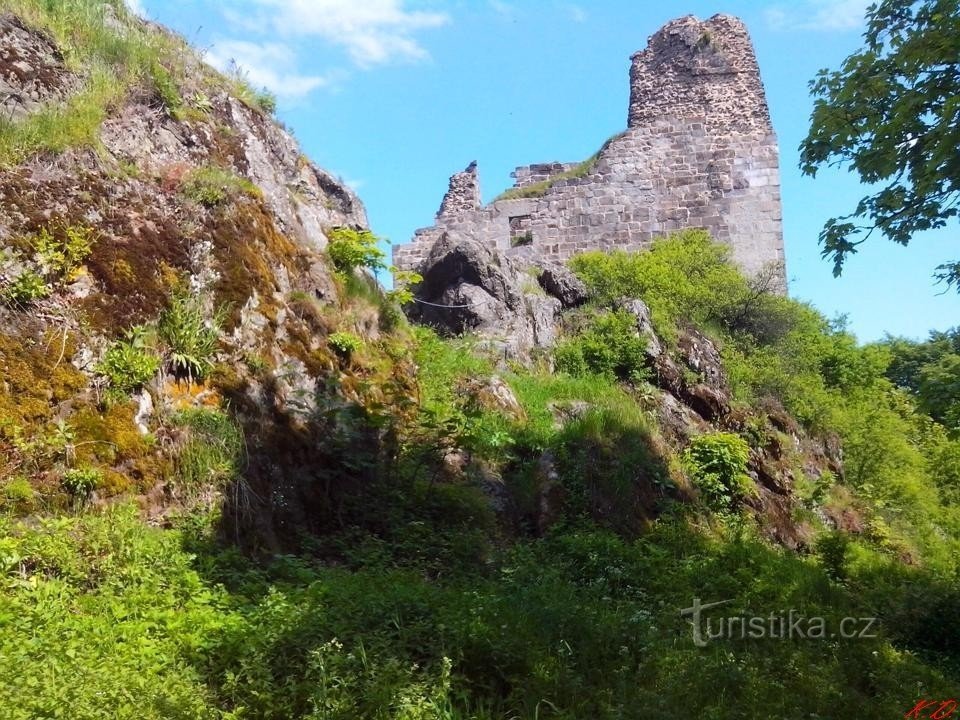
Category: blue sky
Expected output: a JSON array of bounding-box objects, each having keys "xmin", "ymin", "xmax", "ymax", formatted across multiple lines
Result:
[{"xmin": 131, "ymin": 0, "xmax": 959, "ymax": 342}]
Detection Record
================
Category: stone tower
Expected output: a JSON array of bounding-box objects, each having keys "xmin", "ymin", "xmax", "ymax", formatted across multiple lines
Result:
[{"xmin": 393, "ymin": 14, "xmax": 785, "ymax": 288}]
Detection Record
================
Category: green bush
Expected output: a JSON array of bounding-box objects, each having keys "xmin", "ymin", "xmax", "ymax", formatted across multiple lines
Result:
[
  {"xmin": 159, "ymin": 291, "xmax": 223, "ymax": 381},
  {"xmin": 3, "ymin": 270, "xmax": 49, "ymax": 305},
  {"xmin": 97, "ymin": 326, "xmax": 161, "ymax": 397},
  {"xmin": 554, "ymin": 310, "xmax": 649, "ymax": 383},
  {"xmin": 180, "ymin": 166, "xmax": 259, "ymax": 207},
  {"xmin": 3, "ymin": 224, "xmax": 96, "ymax": 305},
  {"xmin": 328, "ymin": 331, "xmax": 363, "ymax": 356},
  {"xmin": 326, "ymin": 227, "xmax": 387, "ymax": 275},
  {"xmin": 33, "ymin": 224, "xmax": 96, "ymax": 280},
  {"xmin": 682, "ymin": 432, "xmax": 753, "ymax": 510},
  {"xmin": 61, "ymin": 466, "xmax": 103, "ymax": 501},
  {"xmin": 173, "ymin": 408, "xmax": 244, "ymax": 493}
]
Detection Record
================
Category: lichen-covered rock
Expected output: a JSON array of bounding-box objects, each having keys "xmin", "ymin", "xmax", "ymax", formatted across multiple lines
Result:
[
  {"xmin": 0, "ymin": 13, "xmax": 79, "ymax": 122},
  {"xmin": 536, "ymin": 262, "xmax": 589, "ymax": 308},
  {"xmin": 616, "ymin": 297, "xmax": 662, "ymax": 359},
  {"xmin": 408, "ymin": 231, "xmax": 561, "ymax": 356},
  {"xmin": 465, "ymin": 375, "xmax": 526, "ymax": 422}
]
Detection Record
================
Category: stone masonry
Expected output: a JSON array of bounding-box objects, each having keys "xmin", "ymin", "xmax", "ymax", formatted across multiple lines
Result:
[{"xmin": 393, "ymin": 14, "xmax": 785, "ymax": 288}]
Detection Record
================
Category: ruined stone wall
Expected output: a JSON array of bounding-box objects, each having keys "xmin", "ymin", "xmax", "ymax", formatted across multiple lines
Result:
[
  {"xmin": 511, "ymin": 162, "xmax": 577, "ymax": 189},
  {"xmin": 437, "ymin": 161, "xmax": 480, "ymax": 218},
  {"xmin": 628, "ymin": 14, "xmax": 771, "ymax": 133},
  {"xmin": 393, "ymin": 14, "xmax": 785, "ymax": 288}
]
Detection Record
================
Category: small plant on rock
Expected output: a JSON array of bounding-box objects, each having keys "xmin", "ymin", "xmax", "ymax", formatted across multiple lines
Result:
[
  {"xmin": 97, "ymin": 326, "xmax": 162, "ymax": 399},
  {"xmin": 683, "ymin": 432, "xmax": 754, "ymax": 510},
  {"xmin": 62, "ymin": 466, "xmax": 103, "ymax": 503},
  {"xmin": 3, "ymin": 270, "xmax": 49, "ymax": 306},
  {"xmin": 328, "ymin": 331, "xmax": 363, "ymax": 357},
  {"xmin": 180, "ymin": 166, "xmax": 258, "ymax": 207},
  {"xmin": 159, "ymin": 291, "xmax": 223, "ymax": 382},
  {"xmin": 327, "ymin": 227, "xmax": 387, "ymax": 275}
]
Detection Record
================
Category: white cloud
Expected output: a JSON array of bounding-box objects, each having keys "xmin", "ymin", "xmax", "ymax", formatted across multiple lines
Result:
[
  {"xmin": 488, "ymin": 0, "xmax": 516, "ymax": 18},
  {"xmin": 765, "ymin": 0, "xmax": 870, "ymax": 31},
  {"xmin": 206, "ymin": 39, "xmax": 332, "ymax": 99},
  {"xmin": 566, "ymin": 4, "xmax": 587, "ymax": 23},
  {"xmin": 124, "ymin": 0, "xmax": 146, "ymax": 17},
  {"xmin": 236, "ymin": 0, "xmax": 450, "ymax": 68}
]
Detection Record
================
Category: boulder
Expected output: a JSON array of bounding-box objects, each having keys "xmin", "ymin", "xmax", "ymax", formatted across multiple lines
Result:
[
  {"xmin": 617, "ymin": 297, "xmax": 662, "ymax": 359},
  {"xmin": 536, "ymin": 262, "xmax": 589, "ymax": 308},
  {"xmin": 409, "ymin": 231, "xmax": 561, "ymax": 356}
]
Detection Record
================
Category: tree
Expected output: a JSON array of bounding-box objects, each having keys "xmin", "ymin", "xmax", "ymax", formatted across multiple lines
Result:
[{"xmin": 799, "ymin": 0, "xmax": 960, "ymax": 287}]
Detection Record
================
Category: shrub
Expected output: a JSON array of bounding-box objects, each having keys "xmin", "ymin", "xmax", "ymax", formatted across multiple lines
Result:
[
  {"xmin": 159, "ymin": 291, "xmax": 223, "ymax": 381},
  {"xmin": 97, "ymin": 326, "xmax": 161, "ymax": 397},
  {"xmin": 327, "ymin": 227, "xmax": 387, "ymax": 275},
  {"xmin": 682, "ymin": 432, "xmax": 753, "ymax": 510},
  {"xmin": 554, "ymin": 310, "xmax": 649, "ymax": 383},
  {"xmin": 328, "ymin": 331, "xmax": 363, "ymax": 356},
  {"xmin": 3, "ymin": 270, "xmax": 49, "ymax": 305},
  {"xmin": 180, "ymin": 166, "xmax": 259, "ymax": 207},
  {"xmin": 173, "ymin": 408, "xmax": 244, "ymax": 492},
  {"xmin": 61, "ymin": 466, "xmax": 103, "ymax": 501},
  {"xmin": 33, "ymin": 224, "xmax": 96, "ymax": 280}
]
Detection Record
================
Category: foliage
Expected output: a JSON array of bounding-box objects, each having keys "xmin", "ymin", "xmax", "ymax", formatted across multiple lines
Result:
[
  {"xmin": 386, "ymin": 268, "xmax": 422, "ymax": 307},
  {"xmin": 799, "ymin": 0, "xmax": 960, "ymax": 287},
  {"xmin": 882, "ymin": 328, "xmax": 960, "ymax": 430},
  {"xmin": 180, "ymin": 166, "xmax": 259, "ymax": 207},
  {"xmin": 326, "ymin": 227, "xmax": 387, "ymax": 275},
  {"xmin": 569, "ymin": 230, "xmax": 777, "ymax": 342},
  {"xmin": 554, "ymin": 309, "xmax": 649, "ymax": 383},
  {"xmin": 219, "ymin": 58, "xmax": 278, "ymax": 115},
  {"xmin": 0, "ymin": 0, "xmax": 189, "ymax": 164},
  {"xmin": 32, "ymin": 224, "xmax": 96, "ymax": 280},
  {"xmin": 61, "ymin": 466, "xmax": 103, "ymax": 501},
  {"xmin": 2, "ymin": 224, "xmax": 96, "ymax": 305},
  {"xmin": 328, "ymin": 331, "xmax": 363, "ymax": 356},
  {"xmin": 172, "ymin": 408, "xmax": 244, "ymax": 492},
  {"xmin": 1, "ymin": 506, "xmax": 958, "ymax": 718},
  {"xmin": 2, "ymin": 269, "xmax": 49, "ymax": 306},
  {"xmin": 682, "ymin": 432, "xmax": 753, "ymax": 510},
  {"xmin": 159, "ymin": 291, "xmax": 223, "ymax": 381},
  {"xmin": 97, "ymin": 326, "xmax": 162, "ymax": 398}
]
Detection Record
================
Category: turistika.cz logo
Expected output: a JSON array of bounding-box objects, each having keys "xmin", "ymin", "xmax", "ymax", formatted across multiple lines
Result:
[
  {"xmin": 905, "ymin": 699, "xmax": 957, "ymax": 718},
  {"xmin": 679, "ymin": 597, "xmax": 879, "ymax": 647}
]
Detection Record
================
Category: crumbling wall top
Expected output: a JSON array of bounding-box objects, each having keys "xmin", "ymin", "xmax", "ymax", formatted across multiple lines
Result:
[
  {"xmin": 437, "ymin": 161, "xmax": 481, "ymax": 218},
  {"xmin": 628, "ymin": 14, "xmax": 772, "ymax": 134}
]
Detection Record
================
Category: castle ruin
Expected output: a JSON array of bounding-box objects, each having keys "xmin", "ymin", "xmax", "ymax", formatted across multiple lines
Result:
[{"xmin": 393, "ymin": 14, "xmax": 785, "ymax": 286}]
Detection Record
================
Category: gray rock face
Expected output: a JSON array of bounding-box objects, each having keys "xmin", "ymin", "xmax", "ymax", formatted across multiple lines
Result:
[
  {"xmin": 537, "ymin": 262, "xmax": 589, "ymax": 308},
  {"xmin": 0, "ymin": 13, "xmax": 79, "ymax": 122},
  {"xmin": 408, "ymin": 231, "xmax": 560, "ymax": 356},
  {"xmin": 617, "ymin": 298, "xmax": 662, "ymax": 359}
]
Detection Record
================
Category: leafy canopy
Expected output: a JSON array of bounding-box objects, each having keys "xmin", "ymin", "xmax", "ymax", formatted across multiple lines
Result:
[{"xmin": 799, "ymin": 0, "xmax": 960, "ymax": 286}]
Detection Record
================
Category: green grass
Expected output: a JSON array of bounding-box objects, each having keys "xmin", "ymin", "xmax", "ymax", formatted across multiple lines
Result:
[
  {"xmin": 493, "ymin": 133, "xmax": 623, "ymax": 202},
  {"xmin": 1, "ymin": 504, "xmax": 957, "ymax": 718},
  {"xmin": 180, "ymin": 166, "xmax": 260, "ymax": 207},
  {"xmin": 0, "ymin": 0, "xmax": 186, "ymax": 165},
  {"xmin": 0, "ymin": 0, "xmax": 277, "ymax": 165}
]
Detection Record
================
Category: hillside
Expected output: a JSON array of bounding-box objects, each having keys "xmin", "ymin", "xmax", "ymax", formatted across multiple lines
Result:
[{"xmin": 1, "ymin": 3, "xmax": 960, "ymax": 719}]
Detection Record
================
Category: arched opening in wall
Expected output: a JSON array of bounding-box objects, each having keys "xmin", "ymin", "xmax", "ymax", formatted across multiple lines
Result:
[{"xmin": 509, "ymin": 215, "xmax": 533, "ymax": 247}]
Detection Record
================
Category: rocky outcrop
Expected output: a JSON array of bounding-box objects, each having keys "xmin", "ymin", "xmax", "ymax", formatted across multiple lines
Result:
[
  {"xmin": 536, "ymin": 262, "xmax": 589, "ymax": 308},
  {"xmin": 407, "ymin": 231, "xmax": 562, "ymax": 355},
  {"xmin": 0, "ymin": 14, "xmax": 79, "ymax": 122},
  {"xmin": 0, "ymin": 10, "xmax": 391, "ymax": 547}
]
